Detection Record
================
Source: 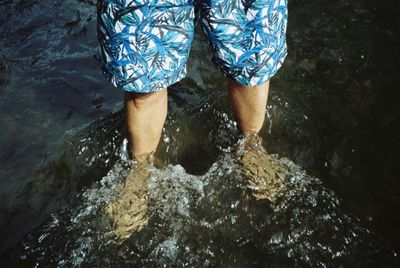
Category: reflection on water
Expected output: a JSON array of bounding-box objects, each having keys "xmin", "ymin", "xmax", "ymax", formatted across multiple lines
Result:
[{"xmin": 0, "ymin": 0, "xmax": 400, "ymax": 266}]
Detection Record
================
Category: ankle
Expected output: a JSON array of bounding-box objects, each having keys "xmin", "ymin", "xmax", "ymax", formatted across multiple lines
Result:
[{"xmin": 133, "ymin": 151, "xmax": 155, "ymax": 166}]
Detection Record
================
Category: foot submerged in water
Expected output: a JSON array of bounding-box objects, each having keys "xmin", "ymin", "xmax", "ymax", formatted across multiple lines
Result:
[
  {"xmin": 235, "ymin": 132, "xmax": 288, "ymax": 203},
  {"xmin": 104, "ymin": 134, "xmax": 287, "ymax": 243},
  {"xmin": 103, "ymin": 156, "xmax": 153, "ymax": 244}
]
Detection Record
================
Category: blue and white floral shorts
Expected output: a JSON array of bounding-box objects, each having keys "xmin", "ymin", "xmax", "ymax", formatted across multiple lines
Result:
[{"xmin": 97, "ymin": 0, "xmax": 288, "ymax": 93}]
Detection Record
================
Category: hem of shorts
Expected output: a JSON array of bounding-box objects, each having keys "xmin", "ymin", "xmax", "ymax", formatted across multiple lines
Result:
[
  {"xmin": 114, "ymin": 70, "xmax": 187, "ymax": 94},
  {"xmin": 226, "ymin": 51, "xmax": 288, "ymax": 87}
]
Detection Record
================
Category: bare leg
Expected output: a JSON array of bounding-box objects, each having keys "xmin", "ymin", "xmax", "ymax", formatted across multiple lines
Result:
[
  {"xmin": 228, "ymin": 79, "xmax": 270, "ymax": 134},
  {"xmin": 229, "ymin": 80, "xmax": 286, "ymax": 203},
  {"xmin": 124, "ymin": 88, "xmax": 168, "ymax": 161},
  {"xmin": 105, "ymin": 90, "xmax": 167, "ymax": 243}
]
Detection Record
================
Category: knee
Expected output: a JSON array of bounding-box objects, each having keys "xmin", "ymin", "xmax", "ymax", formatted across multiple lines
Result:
[
  {"xmin": 127, "ymin": 92, "xmax": 152, "ymax": 109},
  {"xmin": 125, "ymin": 89, "xmax": 167, "ymax": 109}
]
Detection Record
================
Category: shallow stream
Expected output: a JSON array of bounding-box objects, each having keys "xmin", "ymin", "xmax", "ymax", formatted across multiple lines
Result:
[{"xmin": 0, "ymin": 0, "xmax": 399, "ymax": 266}]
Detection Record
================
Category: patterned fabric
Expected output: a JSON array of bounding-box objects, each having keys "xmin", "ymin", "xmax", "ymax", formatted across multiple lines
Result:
[{"xmin": 97, "ymin": 0, "xmax": 288, "ymax": 93}]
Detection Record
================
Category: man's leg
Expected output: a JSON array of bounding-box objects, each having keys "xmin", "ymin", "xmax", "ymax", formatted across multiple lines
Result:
[
  {"xmin": 124, "ymin": 88, "xmax": 168, "ymax": 162},
  {"xmin": 228, "ymin": 79, "xmax": 270, "ymax": 134}
]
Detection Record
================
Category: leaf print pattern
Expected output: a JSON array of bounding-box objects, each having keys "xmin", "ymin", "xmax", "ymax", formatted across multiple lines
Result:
[
  {"xmin": 97, "ymin": 0, "xmax": 287, "ymax": 93},
  {"xmin": 198, "ymin": 0, "xmax": 288, "ymax": 86}
]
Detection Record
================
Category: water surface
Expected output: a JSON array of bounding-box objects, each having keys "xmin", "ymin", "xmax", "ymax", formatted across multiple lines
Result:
[{"xmin": 0, "ymin": 0, "xmax": 399, "ymax": 266}]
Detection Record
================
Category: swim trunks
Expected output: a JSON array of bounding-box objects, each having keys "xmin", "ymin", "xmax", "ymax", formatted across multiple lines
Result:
[{"xmin": 97, "ymin": 0, "xmax": 288, "ymax": 93}]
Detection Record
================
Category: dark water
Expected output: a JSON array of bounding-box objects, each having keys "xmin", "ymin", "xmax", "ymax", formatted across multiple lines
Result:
[{"xmin": 0, "ymin": 0, "xmax": 399, "ymax": 266}]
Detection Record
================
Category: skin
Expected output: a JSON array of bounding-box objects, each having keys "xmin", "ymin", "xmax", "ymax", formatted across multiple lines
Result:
[
  {"xmin": 124, "ymin": 88, "xmax": 167, "ymax": 162},
  {"xmin": 111, "ymin": 79, "xmax": 275, "ymax": 242},
  {"xmin": 125, "ymin": 79, "xmax": 270, "ymax": 161},
  {"xmin": 228, "ymin": 79, "xmax": 269, "ymax": 134}
]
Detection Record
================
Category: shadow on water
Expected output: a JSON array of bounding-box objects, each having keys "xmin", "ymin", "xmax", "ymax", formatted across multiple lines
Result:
[{"xmin": 0, "ymin": 0, "xmax": 400, "ymax": 266}]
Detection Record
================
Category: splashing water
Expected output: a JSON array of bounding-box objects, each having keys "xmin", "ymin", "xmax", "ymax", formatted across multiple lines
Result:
[
  {"xmin": 0, "ymin": 0, "xmax": 400, "ymax": 266},
  {"xmin": 3, "ymin": 114, "xmax": 397, "ymax": 267}
]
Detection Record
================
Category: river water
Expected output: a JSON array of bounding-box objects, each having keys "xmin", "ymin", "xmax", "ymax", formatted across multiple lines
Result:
[{"xmin": 0, "ymin": 0, "xmax": 399, "ymax": 266}]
